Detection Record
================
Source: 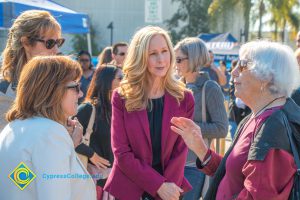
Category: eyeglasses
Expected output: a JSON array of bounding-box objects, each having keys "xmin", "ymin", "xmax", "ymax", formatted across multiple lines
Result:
[
  {"xmin": 33, "ymin": 38, "xmax": 65, "ymax": 49},
  {"xmin": 117, "ymin": 52, "xmax": 126, "ymax": 56},
  {"xmin": 236, "ymin": 59, "xmax": 253, "ymax": 73},
  {"xmin": 79, "ymin": 59, "xmax": 90, "ymax": 63},
  {"xmin": 66, "ymin": 82, "xmax": 81, "ymax": 93},
  {"xmin": 176, "ymin": 57, "xmax": 188, "ymax": 64}
]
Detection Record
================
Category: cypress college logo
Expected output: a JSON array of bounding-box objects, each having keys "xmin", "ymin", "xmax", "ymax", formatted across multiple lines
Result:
[{"xmin": 8, "ymin": 162, "xmax": 36, "ymax": 190}]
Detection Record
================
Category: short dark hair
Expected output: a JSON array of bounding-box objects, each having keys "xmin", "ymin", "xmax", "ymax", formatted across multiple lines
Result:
[{"xmin": 112, "ymin": 42, "xmax": 128, "ymax": 55}]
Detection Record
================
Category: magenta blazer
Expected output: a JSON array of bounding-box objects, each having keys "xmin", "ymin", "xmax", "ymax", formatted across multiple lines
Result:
[{"xmin": 103, "ymin": 90, "xmax": 194, "ymax": 200}]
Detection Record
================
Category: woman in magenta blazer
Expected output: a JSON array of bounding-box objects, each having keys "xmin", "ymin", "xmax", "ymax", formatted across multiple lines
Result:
[{"xmin": 103, "ymin": 26, "xmax": 194, "ymax": 200}]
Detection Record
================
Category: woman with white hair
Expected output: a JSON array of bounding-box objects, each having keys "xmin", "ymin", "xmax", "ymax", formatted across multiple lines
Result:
[{"xmin": 171, "ymin": 40, "xmax": 300, "ymax": 199}]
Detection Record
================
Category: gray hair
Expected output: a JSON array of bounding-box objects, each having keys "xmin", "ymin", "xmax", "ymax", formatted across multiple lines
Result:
[
  {"xmin": 174, "ymin": 37, "xmax": 209, "ymax": 72},
  {"xmin": 240, "ymin": 40, "xmax": 300, "ymax": 97}
]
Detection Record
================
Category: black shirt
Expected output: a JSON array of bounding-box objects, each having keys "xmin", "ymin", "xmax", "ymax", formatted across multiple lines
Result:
[
  {"xmin": 75, "ymin": 102, "xmax": 113, "ymax": 187},
  {"xmin": 142, "ymin": 96, "xmax": 164, "ymax": 200}
]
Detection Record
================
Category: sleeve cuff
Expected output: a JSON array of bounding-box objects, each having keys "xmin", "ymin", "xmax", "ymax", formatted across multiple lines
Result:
[{"xmin": 196, "ymin": 149, "xmax": 212, "ymax": 169}]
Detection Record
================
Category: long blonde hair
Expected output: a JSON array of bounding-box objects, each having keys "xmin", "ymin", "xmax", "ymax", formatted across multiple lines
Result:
[
  {"xmin": 1, "ymin": 10, "xmax": 61, "ymax": 85},
  {"xmin": 6, "ymin": 56, "xmax": 82, "ymax": 125},
  {"xmin": 120, "ymin": 26, "xmax": 186, "ymax": 112}
]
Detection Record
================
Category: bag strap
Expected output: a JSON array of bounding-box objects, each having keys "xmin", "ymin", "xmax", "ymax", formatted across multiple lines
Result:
[
  {"xmin": 282, "ymin": 113, "xmax": 300, "ymax": 174},
  {"xmin": 201, "ymin": 80, "xmax": 208, "ymax": 123},
  {"xmin": 82, "ymin": 104, "xmax": 96, "ymax": 144}
]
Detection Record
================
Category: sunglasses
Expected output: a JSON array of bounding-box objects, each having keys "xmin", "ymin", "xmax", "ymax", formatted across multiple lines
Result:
[
  {"xmin": 117, "ymin": 52, "xmax": 126, "ymax": 56},
  {"xmin": 66, "ymin": 82, "xmax": 81, "ymax": 93},
  {"xmin": 79, "ymin": 59, "xmax": 90, "ymax": 63},
  {"xmin": 237, "ymin": 59, "xmax": 253, "ymax": 72},
  {"xmin": 176, "ymin": 57, "xmax": 188, "ymax": 64},
  {"xmin": 33, "ymin": 38, "xmax": 65, "ymax": 49}
]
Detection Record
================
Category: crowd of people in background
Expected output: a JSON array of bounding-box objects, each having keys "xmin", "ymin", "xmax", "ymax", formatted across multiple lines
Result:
[{"xmin": 1, "ymin": 9, "xmax": 300, "ymax": 200}]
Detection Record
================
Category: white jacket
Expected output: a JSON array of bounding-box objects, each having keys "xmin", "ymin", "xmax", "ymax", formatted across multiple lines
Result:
[{"xmin": 0, "ymin": 117, "xmax": 96, "ymax": 200}]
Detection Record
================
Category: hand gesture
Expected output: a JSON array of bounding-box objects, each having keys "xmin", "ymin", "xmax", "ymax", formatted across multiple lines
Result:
[
  {"xmin": 157, "ymin": 182, "xmax": 183, "ymax": 200},
  {"xmin": 170, "ymin": 117, "xmax": 208, "ymax": 161},
  {"xmin": 89, "ymin": 152, "xmax": 111, "ymax": 169}
]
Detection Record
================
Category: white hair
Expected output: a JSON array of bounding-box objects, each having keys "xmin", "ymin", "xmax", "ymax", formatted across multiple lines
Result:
[{"xmin": 240, "ymin": 40, "xmax": 300, "ymax": 97}]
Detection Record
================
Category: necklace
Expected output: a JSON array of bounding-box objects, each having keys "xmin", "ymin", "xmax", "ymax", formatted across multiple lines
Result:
[{"xmin": 252, "ymin": 96, "xmax": 285, "ymax": 118}]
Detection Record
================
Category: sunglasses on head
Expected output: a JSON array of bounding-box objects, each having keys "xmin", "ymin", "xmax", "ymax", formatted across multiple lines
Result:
[
  {"xmin": 237, "ymin": 59, "xmax": 253, "ymax": 72},
  {"xmin": 33, "ymin": 38, "xmax": 65, "ymax": 49},
  {"xmin": 176, "ymin": 57, "xmax": 188, "ymax": 64},
  {"xmin": 117, "ymin": 52, "xmax": 126, "ymax": 56},
  {"xmin": 66, "ymin": 82, "xmax": 81, "ymax": 93}
]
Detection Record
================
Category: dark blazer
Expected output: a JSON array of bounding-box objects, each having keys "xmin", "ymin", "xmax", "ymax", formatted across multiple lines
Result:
[{"xmin": 104, "ymin": 90, "xmax": 194, "ymax": 199}]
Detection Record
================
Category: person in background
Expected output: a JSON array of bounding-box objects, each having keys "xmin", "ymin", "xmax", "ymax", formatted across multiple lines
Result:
[
  {"xmin": 110, "ymin": 42, "xmax": 128, "ymax": 67},
  {"xmin": 291, "ymin": 48, "xmax": 300, "ymax": 106},
  {"xmin": 228, "ymin": 60, "xmax": 251, "ymax": 139},
  {"xmin": 174, "ymin": 37, "xmax": 228, "ymax": 200},
  {"xmin": 103, "ymin": 26, "xmax": 194, "ymax": 200},
  {"xmin": 219, "ymin": 60, "xmax": 230, "ymax": 100},
  {"xmin": 201, "ymin": 50, "xmax": 226, "ymax": 86},
  {"xmin": 77, "ymin": 50, "xmax": 94, "ymax": 103},
  {"xmin": 171, "ymin": 40, "xmax": 300, "ymax": 200},
  {"xmin": 76, "ymin": 65, "xmax": 123, "ymax": 199},
  {"xmin": 296, "ymin": 31, "xmax": 300, "ymax": 49},
  {"xmin": 0, "ymin": 56, "xmax": 96, "ymax": 200},
  {"xmin": 0, "ymin": 10, "xmax": 64, "ymax": 131},
  {"xmin": 98, "ymin": 46, "xmax": 113, "ymax": 66}
]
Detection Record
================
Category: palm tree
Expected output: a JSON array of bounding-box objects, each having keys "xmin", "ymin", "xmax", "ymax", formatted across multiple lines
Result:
[
  {"xmin": 268, "ymin": 0, "xmax": 299, "ymax": 42},
  {"xmin": 208, "ymin": 0, "xmax": 252, "ymax": 41}
]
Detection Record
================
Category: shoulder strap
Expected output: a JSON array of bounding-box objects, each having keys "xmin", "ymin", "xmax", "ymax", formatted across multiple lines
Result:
[
  {"xmin": 282, "ymin": 113, "xmax": 300, "ymax": 173},
  {"xmin": 82, "ymin": 104, "xmax": 96, "ymax": 145},
  {"xmin": 201, "ymin": 80, "xmax": 209, "ymax": 122}
]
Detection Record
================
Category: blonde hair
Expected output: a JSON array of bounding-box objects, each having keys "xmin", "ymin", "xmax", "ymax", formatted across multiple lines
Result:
[
  {"xmin": 6, "ymin": 56, "xmax": 82, "ymax": 124},
  {"xmin": 120, "ymin": 26, "xmax": 187, "ymax": 112},
  {"xmin": 1, "ymin": 10, "xmax": 61, "ymax": 85}
]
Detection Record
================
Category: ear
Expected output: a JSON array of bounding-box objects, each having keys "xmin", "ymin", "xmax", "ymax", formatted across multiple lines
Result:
[{"xmin": 20, "ymin": 36, "xmax": 30, "ymax": 49}]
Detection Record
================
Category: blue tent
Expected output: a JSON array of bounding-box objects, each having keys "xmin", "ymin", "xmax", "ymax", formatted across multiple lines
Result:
[
  {"xmin": 198, "ymin": 32, "xmax": 240, "ymax": 67},
  {"xmin": 0, "ymin": 0, "xmax": 89, "ymax": 34}
]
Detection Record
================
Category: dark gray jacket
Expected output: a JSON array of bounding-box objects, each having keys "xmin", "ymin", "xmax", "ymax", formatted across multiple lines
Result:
[{"xmin": 186, "ymin": 72, "xmax": 228, "ymax": 166}]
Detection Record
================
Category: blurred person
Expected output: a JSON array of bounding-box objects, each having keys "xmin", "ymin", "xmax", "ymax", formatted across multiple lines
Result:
[
  {"xmin": 97, "ymin": 46, "xmax": 113, "ymax": 66},
  {"xmin": 103, "ymin": 26, "xmax": 194, "ymax": 200},
  {"xmin": 76, "ymin": 65, "xmax": 123, "ymax": 199},
  {"xmin": 174, "ymin": 37, "xmax": 228, "ymax": 200},
  {"xmin": 0, "ymin": 56, "xmax": 96, "ymax": 200},
  {"xmin": 0, "ymin": 10, "xmax": 64, "ymax": 130},
  {"xmin": 77, "ymin": 50, "xmax": 94, "ymax": 103},
  {"xmin": 111, "ymin": 42, "xmax": 128, "ymax": 67},
  {"xmin": 296, "ymin": 31, "xmax": 300, "ymax": 49},
  {"xmin": 219, "ymin": 60, "xmax": 230, "ymax": 100},
  {"xmin": 228, "ymin": 60, "xmax": 251, "ymax": 139},
  {"xmin": 201, "ymin": 50, "xmax": 226, "ymax": 86},
  {"xmin": 291, "ymin": 48, "xmax": 300, "ymax": 106},
  {"xmin": 171, "ymin": 40, "xmax": 300, "ymax": 200}
]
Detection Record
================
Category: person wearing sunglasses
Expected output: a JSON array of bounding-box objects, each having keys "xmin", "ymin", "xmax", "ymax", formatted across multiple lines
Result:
[
  {"xmin": 75, "ymin": 65, "xmax": 123, "ymax": 199},
  {"xmin": 77, "ymin": 50, "xmax": 95, "ymax": 103},
  {"xmin": 171, "ymin": 40, "xmax": 300, "ymax": 200},
  {"xmin": 174, "ymin": 37, "xmax": 228, "ymax": 200},
  {"xmin": 111, "ymin": 42, "xmax": 128, "ymax": 68},
  {"xmin": 0, "ymin": 56, "xmax": 96, "ymax": 200},
  {"xmin": 103, "ymin": 26, "xmax": 194, "ymax": 200},
  {"xmin": 0, "ymin": 10, "xmax": 64, "ymax": 131}
]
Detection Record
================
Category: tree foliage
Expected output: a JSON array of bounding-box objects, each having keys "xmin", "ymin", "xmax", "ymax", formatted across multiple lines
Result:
[
  {"xmin": 71, "ymin": 24, "xmax": 101, "ymax": 56},
  {"xmin": 165, "ymin": 0, "xmax": 212, "ymax": 43}
]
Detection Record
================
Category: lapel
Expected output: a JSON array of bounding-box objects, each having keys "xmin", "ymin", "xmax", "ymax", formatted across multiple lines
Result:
[
  {"xmin": 137, "ymin": 107, "xmax": 152, "ymax": 150},
  {"xmin": 161, "ymin": 92, "xmax": 177, "ymax": 157}
]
